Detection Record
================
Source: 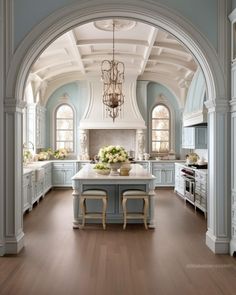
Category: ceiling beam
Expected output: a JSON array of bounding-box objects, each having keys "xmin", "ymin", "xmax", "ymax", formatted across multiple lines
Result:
[
  {"xmin": 148, "ymin": 55, "xmax": 197, "ymax": 71},
  {"xmin": 67, "ymin": 30, "xmax": 86, "ymax": 74},
  {"xmin": 140, "ymin": 27, "xmax": 159, "ymax": 75},
  {"xmin": 77, "ymin": 39, "xmax": 149, "ymax": 47}
]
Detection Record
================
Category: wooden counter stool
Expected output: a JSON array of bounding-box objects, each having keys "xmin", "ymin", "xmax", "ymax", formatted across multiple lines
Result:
[
  {"xmin": 80, "ymin": 190, "xmax": 108, "ymax": 230},
  {"xmin": 122, "ymin": 190, "xmax": 149, "ymax": 230}
]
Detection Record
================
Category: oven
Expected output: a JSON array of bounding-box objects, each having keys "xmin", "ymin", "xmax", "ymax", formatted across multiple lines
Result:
[{"xmin": 181, "ymin": 168, "xmax": 195, "ymax": 203}]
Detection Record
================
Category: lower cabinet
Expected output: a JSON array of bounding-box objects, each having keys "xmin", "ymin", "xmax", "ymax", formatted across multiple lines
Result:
[
  {"xmin": 174, "ymin": 163, "xmax": 185, "ymax": 197},
  {"xmin": 152, "ymin": 162, "xmax": 175, "ymax": 187},
  {"xmin": 23, "ymin": 172, "xmax": 32, "ymax": 213},
  {"xmin": 194, "ymin": 170, "xmax": 207, "ymax": 217},
  {"xmin": 44, "ymin": 163, "xmax": 52, "ymax": 193},
  {"xmin": 31, "ymin": 170, "xmax": 45, "ymax": 205},
  {"xmin": 53, "ymin": 162, "xmax": 76, "ymax": 187}
]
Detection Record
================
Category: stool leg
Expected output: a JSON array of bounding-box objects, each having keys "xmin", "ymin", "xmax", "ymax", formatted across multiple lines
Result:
[
  {"xmin": 102, "ymin": 196, "xmax": 107, "ymax": 230},
  {"xmin": 122, "ymin": 197, "xmax": 127, "ymax": 230},
  {"xmin": 143, "ymin": 197, "xmax": 149, "ymax": 230}
]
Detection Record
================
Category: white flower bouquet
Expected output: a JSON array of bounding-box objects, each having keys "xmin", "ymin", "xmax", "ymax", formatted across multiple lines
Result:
[
  {"xmin": 98, "ymin": 145, "xmax": 128, "ymax": 164},
  {"xmin": 54, "ymin": 148, "xmax": 68, "ymax": 160}
]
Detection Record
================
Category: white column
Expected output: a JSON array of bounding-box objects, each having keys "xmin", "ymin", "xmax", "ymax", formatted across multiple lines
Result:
[
  {"xmin": 79, "ymin": 129, "xmax": 89, "ymax": 160},
  {"xmin": 0, "ymin": 0, "xmax": 4, "ymax": 256},
  {"xmin": 205, "ymin": 99, "xmax": 231, "ymax": 254},
  {"xmin": 4, "ymin": 98, "xmax": 26, "ymax": 254},
  {"xmin": 230, "ymin": 99, "xmax": 236, "ymax": 256}
]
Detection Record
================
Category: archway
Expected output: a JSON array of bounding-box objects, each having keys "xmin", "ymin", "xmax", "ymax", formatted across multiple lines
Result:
[{"xmin": 2, "ymin": 0, "xmax": 230, "ymax": 255}]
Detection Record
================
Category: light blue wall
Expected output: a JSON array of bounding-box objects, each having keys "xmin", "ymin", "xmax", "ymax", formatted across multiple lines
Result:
[
  {"xmin": 233, "ymin": 0, "xmax": 236, "ymax": 9},
  {"xmin": 45, "ymin": 81, "xmax": 88, "ymax": 156},
  {"xmin": 14, "ymin": 0, "xmax": 219, "ymax": 50},
  {"xmin": 137, "ymin": 81, "xmax": 182, "ymax": 157}
]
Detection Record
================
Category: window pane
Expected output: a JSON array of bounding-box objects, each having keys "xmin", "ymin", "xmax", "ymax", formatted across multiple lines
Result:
[
  {"xmin": 56, "ymin": 142, "xmax": 73, "ymax": 151},
  {"xmin": 152, "ymin": 119, "xmax": 169, "ymax": 130},
  {"xmin": 56, "ymin": 105, "xmax": 73, "ymax": 118},
  {"xmin": 152, "ymin": 141, "xmax": 169, "ymax": 152},
  {"xmin": 152, "ymin": 105, "xmax": 169, "ymax": 119},
  {"xmin": 56, "ymin": 119, "xmax": 73, "ymax": 129},
  {"xmin": 57, "ymin": 131, "xmax": 73, "ymax": 141},
  {"xmin": 152, "ymin": 131, "xmax": 169, "ymax": 141},
  {"xmin": 152, "ymin": 142, "xmax": 161, "ymax": 152}
]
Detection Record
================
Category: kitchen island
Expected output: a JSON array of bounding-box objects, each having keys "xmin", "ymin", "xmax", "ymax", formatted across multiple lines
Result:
[{"xmin": 72, "ymin": 164, "xmax": 156, "ymax": 228}]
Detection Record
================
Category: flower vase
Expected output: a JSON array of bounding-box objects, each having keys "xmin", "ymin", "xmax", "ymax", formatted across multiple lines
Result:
[{"xmin": 109, "ymin": 162, "xmax": 122, "ymax": 176}]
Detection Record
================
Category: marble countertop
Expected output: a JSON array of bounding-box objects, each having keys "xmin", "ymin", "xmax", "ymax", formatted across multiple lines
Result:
[{"xmin": 72, "ymin": 164, "xmax": 156, "ymax": 180}]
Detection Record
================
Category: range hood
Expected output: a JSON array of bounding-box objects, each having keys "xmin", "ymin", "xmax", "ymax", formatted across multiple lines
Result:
[
  {"xmin": 182, "ymin": 68, "xmax": 207, "ymax": 127},
  {"xmin": 79, "ymin": 77, "xmax": 146, "ymax": 129}
]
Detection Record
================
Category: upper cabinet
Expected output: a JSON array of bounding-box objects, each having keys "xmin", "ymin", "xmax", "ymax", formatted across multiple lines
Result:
[
  {"xmin": 183, "ymin": 68, "xmax": 207, "ymax": 127},
  {"xmin": 182, "ymin": 126, "xmax": 207, "ymax": 149}
]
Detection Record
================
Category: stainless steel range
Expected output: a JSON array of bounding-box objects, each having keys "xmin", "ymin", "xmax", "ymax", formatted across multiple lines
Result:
[{"xmin": 181, "ymin": 167, "xmax": 195, "ymax": 204}]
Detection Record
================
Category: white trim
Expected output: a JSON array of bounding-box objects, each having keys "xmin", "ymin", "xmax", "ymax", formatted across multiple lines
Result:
[
  {"xmin": 52, "ymin": 101, "xmax": 76, "ymax": 153},
  {"xmin": 6, "ymin": 1, "xmax": 226, "ymax": 101},
  {"xmin": 0, "ymin": 0, "xmax": 5, "ymax": 256},
  {"xmin": 2, "ymin": 0, "xmax": 229, "ymax": 255},
  {"xmin": 149, "ymin": 94, "xmax": 176, "ymax": 155}
]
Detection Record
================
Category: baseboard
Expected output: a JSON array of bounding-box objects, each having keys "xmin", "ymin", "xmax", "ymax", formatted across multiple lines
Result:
[
  {"xmin": 206, "ymin": 230, "xmax": 230, "ymax": 254},
  {"xmin": 230, "ymin": 238, "xmax": 236, "ymax": 256},
  {"xmin": 5, "ymin": 231, "xmax": 24, "ymax": 255},
  {"xmin": 0, "ymin": 241, "xmax": 5, "ymax": 256}
]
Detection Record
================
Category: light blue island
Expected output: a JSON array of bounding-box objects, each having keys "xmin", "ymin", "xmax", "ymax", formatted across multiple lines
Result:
[{"xmin": 72, "ymin": 164, "xmax": 156, "ymax": 228}]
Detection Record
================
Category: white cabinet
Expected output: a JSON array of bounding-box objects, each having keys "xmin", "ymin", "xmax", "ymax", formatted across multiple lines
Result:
[
  {"xmin": 53, "ymin": 162, "xmax": 76, "ymax": 187},
  {"xmin": 36, "ymin": 106, "xmax": 46, "ymax": 149},
  {"xmin": 31, "ymin": 169, "xmax": 45, "ymax": 205},
  {"xmin": 23, "ymin": 172, "xmax": 32, "ymax": 213},
  {"xmin": 174, "ymin": 163, "xmax": 185, "ymax": 197},
  {"xmin": 194, "ymin": 170, "xmax": 207, "ymax": 218},
  {"xmin": 27, "ymin": 103, "xmax": 46, "ymax": 151},
  {"xmin": 182, "ymin": 126, "xmax": 207, "ymax": 149},
  {"xmin": 152, "ymin": 162, "xmax": 175, "ymax": 187},
  {"xmin": 44, "ymin": 163, "xmax": 52, "ymax": 193}
]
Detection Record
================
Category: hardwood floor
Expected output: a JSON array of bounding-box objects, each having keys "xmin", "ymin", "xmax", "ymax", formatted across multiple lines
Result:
[{"xmin": 0, "ymin": 188, "xmax": 236, "ymax": 295}]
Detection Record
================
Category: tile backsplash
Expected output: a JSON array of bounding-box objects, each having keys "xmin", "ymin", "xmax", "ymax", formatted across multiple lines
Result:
[{"xmin": 89, "ymin": 129, "xmax": 136, "ymax": 157}]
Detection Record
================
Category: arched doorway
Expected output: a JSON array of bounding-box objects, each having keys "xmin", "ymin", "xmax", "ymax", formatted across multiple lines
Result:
[{"xmin": 2, "ymin": 1, "xmax": 230, "ymax": 255}]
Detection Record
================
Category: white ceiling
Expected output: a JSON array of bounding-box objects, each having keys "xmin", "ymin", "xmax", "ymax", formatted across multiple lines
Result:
[{"xmin": 28, "ymin": 19, "xmax": 198, "ymax": 104}]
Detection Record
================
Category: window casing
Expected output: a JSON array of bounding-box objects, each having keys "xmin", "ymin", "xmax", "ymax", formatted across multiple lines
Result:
[
  {"xmin": 55, "ymin": 104, "xmax": 74, "ymax": 152},
  {"xmin": 151, "ymin": 104, "xmax": 170, "ymax": 153}
]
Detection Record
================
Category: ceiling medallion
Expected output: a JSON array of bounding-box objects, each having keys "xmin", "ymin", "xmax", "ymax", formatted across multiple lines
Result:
[{"xmin": 94, "ymin": 19, "xmax": 136, "ymax": 32}]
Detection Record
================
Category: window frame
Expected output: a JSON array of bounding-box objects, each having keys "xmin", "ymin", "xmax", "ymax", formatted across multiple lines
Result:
[
  {"xmin": 54, "ymin": 103, "xmax": 75, "ymax": 153},
  {"xmin": 150, "ymin": 103, "xmax": 171, "ymax": 154}
]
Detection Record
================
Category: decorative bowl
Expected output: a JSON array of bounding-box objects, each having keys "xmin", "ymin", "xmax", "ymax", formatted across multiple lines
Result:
[{"xmin": 94, "ymin": 169, "xmax": 110, "ymax": 175}]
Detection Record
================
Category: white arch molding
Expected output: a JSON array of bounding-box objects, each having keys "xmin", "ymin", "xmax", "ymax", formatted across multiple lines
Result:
[{"xmin": 2, "ymin": 0, "xmax": 230, "ymax": 255}]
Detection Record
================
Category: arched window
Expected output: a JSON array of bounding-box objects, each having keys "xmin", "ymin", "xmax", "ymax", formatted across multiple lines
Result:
[
  {"xmin": 55, "ymin": 104, "xmax": 74, "ymax": 152},
  {"xmin": 151, "ymin": 104, "xmax": 170, "ymax": 153}
]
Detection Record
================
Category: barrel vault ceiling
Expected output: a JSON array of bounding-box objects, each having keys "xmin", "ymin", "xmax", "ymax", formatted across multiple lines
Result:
[{"xmin": 28, "ymin": 19, "xmax": 198, "ymax": 105}]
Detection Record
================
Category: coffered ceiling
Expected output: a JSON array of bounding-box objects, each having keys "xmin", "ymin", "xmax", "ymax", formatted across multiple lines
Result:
[{"xmin": 28, "ymin": 19, "xmax": 198, "ymax": 104}]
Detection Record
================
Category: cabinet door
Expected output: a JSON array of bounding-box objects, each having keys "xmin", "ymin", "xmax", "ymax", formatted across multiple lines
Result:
[
  {"xmin": 52, "ymin": 169, "xmax": 64, "ymax": 185},
  {"xmin": 164, "ymin": 168, "xmax": 175, "ymax": 185},
  {"xmin": 182, "ymin": 127, "xmax": 195, "ymax": 149},
  {"xmin": 64, "ymin": 168, "xmax": 75, "ymax": 185},
  {"xmin": 23, "ymin": 174, "xmax": 30, "ymax": 212},
  {"xmin": 152, "ymin": 167, "xmax": 162, "ymax": 186},
  {"xmin": 195, "ymin": 127, "xmax": 207, "ymax": 149}
]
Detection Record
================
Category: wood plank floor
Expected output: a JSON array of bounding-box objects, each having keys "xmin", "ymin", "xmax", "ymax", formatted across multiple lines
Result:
[{"xmin": 0, "ymin": 188, "xmax": 236, "ymax": 295}]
